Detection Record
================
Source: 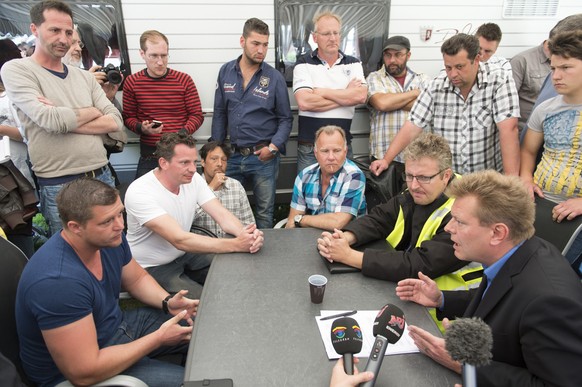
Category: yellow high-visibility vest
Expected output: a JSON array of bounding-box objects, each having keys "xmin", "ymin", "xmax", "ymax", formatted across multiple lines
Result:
[{"xmin": 386, "ymin": 194, "xmax": 483, "ymax": 332}]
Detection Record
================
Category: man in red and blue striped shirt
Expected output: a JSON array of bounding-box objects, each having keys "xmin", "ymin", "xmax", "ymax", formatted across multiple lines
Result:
[{"xmin": 123, "ymin": 30, "xmax": 204, "ymax": 178}]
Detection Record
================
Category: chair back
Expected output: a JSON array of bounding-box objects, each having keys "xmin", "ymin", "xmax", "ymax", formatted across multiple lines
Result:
[
  {"xmin": 351, "ymin": 157, "xmax": 406, "ymax": 212},
  {"xmin": 534, "ymin": 197, "xmax": 582, "ymax": 256},
  {"xmin": 0, "ymin": 237, "xmax": 29, "ymax": 382}
]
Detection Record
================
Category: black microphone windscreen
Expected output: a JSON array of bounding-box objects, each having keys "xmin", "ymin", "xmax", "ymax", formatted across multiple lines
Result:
[
  {"xmin": 331, "ymin": 317, "xmax": 363, "ymax": 355},
  {"xmin": 445, "ymin": 317, "xmax": 493, "ymax": 366},
  {"xmin": 372, "ymin": 304, "xmax": 405, "ymax": 344}
]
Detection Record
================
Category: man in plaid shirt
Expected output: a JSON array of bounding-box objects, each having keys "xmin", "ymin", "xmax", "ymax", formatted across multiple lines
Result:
[
  {"xmin": 193, "ymin": 142, "xmax": 255, "ymax": 237},
  {"xmin": 286, "ymin": 125, "xmax": 366, "ymax": 231},
  {"xmin": 370, "ymin": 33, "xmax": 520, "ymax": 177},
  {"xmin": 366, "ymin": 35, "xmax": 430, "ymax": 163}
]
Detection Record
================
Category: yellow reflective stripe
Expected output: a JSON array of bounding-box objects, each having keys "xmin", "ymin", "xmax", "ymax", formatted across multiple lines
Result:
[
  {"xmin": 386, "ymin": 205, "xmax": 405, "ymax": 248},
  {"xmin": 431, "ymin": 262, "xmax": 484, "ymax": 332},
  {"xmin": 415, "ymin": 197, "xmax": 455, "ymax": 246}
]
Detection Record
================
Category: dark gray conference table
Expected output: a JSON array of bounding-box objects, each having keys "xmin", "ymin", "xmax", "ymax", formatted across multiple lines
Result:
[{"xmin": 184, "ymin": 228, "xmax": 460, "ymax": 386}]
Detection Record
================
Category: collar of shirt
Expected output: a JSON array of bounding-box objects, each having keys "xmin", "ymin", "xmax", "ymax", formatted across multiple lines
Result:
[
  {"xmin": 382, "ymin": 66, "xmax": 420, "ymax": 89},
  {"xmin": 482, "ymin": 240, "xmax": 525, "ymax": 287},
  {"xmin": 442, "ymin": 62, "xmax": 489, "ymax": 93},
  {"xmin": 311, "ymin": 48, "xmax": 345, "ymax": 67},
  {"xmin": 305, "ymin": 160, "xmax": 348, "ymax": 198},
  {"xmin": 234, "ymin": 54, "xmax": 265, "ymax": 74}
]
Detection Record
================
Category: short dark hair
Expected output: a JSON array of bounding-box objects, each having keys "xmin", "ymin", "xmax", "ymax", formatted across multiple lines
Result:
[
  {"xmin": 154, "ymin": 131, "xmax": 197, "ymax": 161},
  {"xmin": 199, "ymin": 141, "xmax": 232, "ymax": 161},
  {"xmin": 30, "ymin": 0, "xmax": 73, "ymax": 26},
  {"xmin": 57, "ymin": 178, "xmax": 119, "ymax": 226},
  {"xmin": 441, "ymin": 33, "xmax": 481, "ymax": 61},
  {"xmin": 0, "ymin": 39, "xmax": 22, "ymax": 86},
  {"xmin": 242, "ymin": 18, "xmax": 269, "ymax": 38},
  {"xmin": 475, "ymin": 23, "xmax": 502, "ymax": 43},
  {"xmin": 549, "ymin": 14, "xmax": 582, "ymax": 39},
  {"xmin": 548, "ymin": 31, "xmax": 582, "ymax": 62}
]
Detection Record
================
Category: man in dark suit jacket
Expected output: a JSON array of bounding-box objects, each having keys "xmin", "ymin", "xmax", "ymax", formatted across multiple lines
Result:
[{"xmin": 396, "ymin": 170, "xmax": 582, "ymax": 386}]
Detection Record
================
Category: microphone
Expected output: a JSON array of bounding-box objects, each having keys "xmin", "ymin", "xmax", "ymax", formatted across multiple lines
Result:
[
  {"xmin": 360, "ymin": 304, "xmax": 406, "ymax": 387},
  {"xmin": 445, "ymin": 317, "xmax": 493, "ymax": 387},
  {"xmin": 331, "ymin": 317, "xmax": 363, "ymax": 375}
]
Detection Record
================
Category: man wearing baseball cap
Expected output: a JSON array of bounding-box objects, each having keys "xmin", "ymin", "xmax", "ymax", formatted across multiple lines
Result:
[{"xmin": 366, "ymin": 35, "xmax": 429, "ymax": 166}]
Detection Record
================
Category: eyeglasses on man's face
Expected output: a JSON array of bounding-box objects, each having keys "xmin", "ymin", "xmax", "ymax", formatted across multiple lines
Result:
[
  {"xmin": 71, "ymin": 39, "xmax": 84, "ymax": 49},
  {"xmin": 316, "ymin": 31, "xmax": 340, "ymax": 38},
  {"xmin": 402, "ymin": 169, "xmax": 446, "ymax": 184},
  {"xmin": 384, "ymin": 51, "xmax": 407, "ymax": 60}
]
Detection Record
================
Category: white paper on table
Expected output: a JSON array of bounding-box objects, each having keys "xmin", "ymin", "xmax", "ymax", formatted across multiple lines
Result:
[{"xmin": 316, "ymin": 310, "xmax": 419, "ymax": 359}]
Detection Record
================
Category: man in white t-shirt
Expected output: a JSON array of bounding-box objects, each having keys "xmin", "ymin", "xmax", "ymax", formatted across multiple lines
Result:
[{"xmin": 125, "ymin": 132, "xmax": 264, "ymax": 298}]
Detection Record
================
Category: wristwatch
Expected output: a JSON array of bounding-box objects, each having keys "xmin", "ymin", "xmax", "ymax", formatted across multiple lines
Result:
[
  {"xmin": 294, "ymin": 214, "xmax": 304, "ymax": 227},
  {"xmin": 162, "ymin": 295, "xmax": 172, "ymax": 314},
  {"xmin": 268, "ymin": 145, "xmax": 278, "ymax": 155}
]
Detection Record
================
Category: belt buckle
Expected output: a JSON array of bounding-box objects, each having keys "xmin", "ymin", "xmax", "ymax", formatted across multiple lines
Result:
[{"xmin": 240, "ymin": 147, "xmax": 252, "ymax": 156}]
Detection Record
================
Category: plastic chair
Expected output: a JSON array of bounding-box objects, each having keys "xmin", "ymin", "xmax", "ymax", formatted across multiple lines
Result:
[
  {"xmin": 533, "ymin": 196, "xmax": 582, "ymax": 257},
  {"xmin": 0, "ymin": 237, "xmax": 148, "ymax": 387},
  {"xmin": 274, "ymin": 218, "xmax": 288, "ymax": 228}
]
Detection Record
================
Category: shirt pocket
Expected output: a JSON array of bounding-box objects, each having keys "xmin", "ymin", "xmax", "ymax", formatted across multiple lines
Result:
[{"xmin": 473, "ymin": 106, "xmax": 494, "ymax": 130}]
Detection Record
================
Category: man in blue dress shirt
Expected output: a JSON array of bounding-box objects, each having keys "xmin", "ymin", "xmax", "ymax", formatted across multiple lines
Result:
[{"xmin": 211, "ymin": 18, "xmax": 293, "ymax": 229}]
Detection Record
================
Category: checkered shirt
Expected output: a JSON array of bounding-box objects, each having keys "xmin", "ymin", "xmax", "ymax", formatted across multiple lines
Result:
[
  {"xmin": 193, "ymin": 177, "xmax": 255, "ymax": 237},
  {"xmin": 366, "ymin": 66, "xmax": 430, "ymax": 161},
  {"xmin": 409, "ymin": 62, "xmax": 519, "ymax": 173},
  {"xmin": 291, "ymin": 159, "xmax": 366, "ymax": 216}
]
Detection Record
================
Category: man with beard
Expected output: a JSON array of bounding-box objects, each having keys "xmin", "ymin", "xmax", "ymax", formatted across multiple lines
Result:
[
  {"xmin": 62, "ymin": 26, "xmax": 126, "ymax": 186},
  {"xmin": 192, "ymin": 141, "xmax": 255, "ymax": 237},
  {"xmin": 62, "ymin": 27, "xmax": 120, "ymax": 105},
  {"xmin": 211, "ymin": 18, "xmax": 292, "ymax": 229},
  {"xmin": 370, "ymin": 34, "xmax": 520, "ymax": 177},
  {"xmin": 1, "ymin": 0, "xmax": 123, "ymax": 236},
  {"xmin": 366, "ymin": 36, "xmax": 430, "ymax": 164}
]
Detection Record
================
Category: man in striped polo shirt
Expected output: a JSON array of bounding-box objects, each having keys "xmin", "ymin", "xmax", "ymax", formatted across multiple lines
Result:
[{"xmin": 123, "ymin": 30, "xmax": 204, "ymax": 178}]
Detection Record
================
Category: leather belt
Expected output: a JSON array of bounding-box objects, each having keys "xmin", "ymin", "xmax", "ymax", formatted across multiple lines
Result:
[
  {"xmin": 37, "ymin": 166, "xmax": 108, "ymax": 186},
  {"xmin": 233, "ymin": 141, "xmax": 269, "ymax": 156},
  {"xmin": 297, "ymin": 140, "xmax": 314, "ymax": 146}
]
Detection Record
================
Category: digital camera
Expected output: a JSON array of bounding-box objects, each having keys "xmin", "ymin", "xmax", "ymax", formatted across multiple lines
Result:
[{"xmin": 98, "ymin": 64, "xmax": 123, "ymax": 85}]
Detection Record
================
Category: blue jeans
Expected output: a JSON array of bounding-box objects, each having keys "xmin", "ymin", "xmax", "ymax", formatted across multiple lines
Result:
[
  {"xmin": 146, "ymin": 252, "xmax": 213, "ymax": 299},
  {"xmin": 135, "ymin": 156, "xmax": 159, "ymax": 179},
  {"xmin": 39, "ymin": 167, "xmax": 116, "ymax": 236},
  {"xmin": 227, "ymin": 152, "xmax": 280, "ymax": 229},
  {"xmin": 297, "ymin": 142, "xmax": 353, "ymax": 175},
  {"xmin": 103, "ymin": 307, "xmax": 189, "ymax": 387},
  {"xmin": 565, "ymin": 231, "xmax": 582, "ymax": 274}
]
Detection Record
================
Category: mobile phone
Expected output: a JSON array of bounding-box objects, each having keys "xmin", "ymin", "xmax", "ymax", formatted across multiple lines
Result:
[
  {"xmin": 152, "ymin": 120, "xmax": 163, "ymax": 128},
  {"xmin": 183, "ymin": 380, "xmax": 233, "ymax": 387}
]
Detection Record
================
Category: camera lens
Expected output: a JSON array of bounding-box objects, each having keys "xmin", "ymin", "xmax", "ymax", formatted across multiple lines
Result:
[{"xmin": 107, "ymin": 70, "xmax": 123, "ymax": 84}]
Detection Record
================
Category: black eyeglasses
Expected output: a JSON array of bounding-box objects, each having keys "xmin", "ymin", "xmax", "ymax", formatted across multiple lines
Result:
[{"xmin": 402, "ymin": 169, "xmax": 446, "ymax": 184}]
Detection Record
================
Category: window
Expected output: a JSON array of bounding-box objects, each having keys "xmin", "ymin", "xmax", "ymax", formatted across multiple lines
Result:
[{"xmin": 275, "ymin": 0, "xmax": 391, "ymax": 85}]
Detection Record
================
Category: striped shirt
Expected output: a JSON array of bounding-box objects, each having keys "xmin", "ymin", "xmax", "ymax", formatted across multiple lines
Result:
[
  {"xmin": 291, "ymin": 159, "xmax": 366, "ymax": 217},
  {"xmin": 122, "ymin": 68, "xmax": 204, "ymax": 148},
  {"xmin": 528, "ymin": 96, "xmax": 582, "ymax": 198},
  {"xmin": 193, "ymin": 177, "xmax": 255, "ymax": 238},
  {"xmin": 366, "ymin": 66, "xmax": 429, "ymax": 161},
  {"xmin": 410, "ymin": 62, "xmax": 519, "ymax": 173}
]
